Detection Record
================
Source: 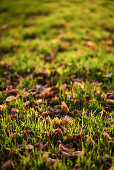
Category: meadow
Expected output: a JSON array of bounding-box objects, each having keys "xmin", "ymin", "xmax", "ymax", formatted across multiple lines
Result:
[{"xmin": 0, "ymin": 0, "xmax": 114, "ymax": 169}]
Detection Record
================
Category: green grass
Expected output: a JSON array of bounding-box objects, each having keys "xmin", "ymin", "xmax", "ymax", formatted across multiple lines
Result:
[{"xmin": 0, "ymin": 0, "xmax": 114, "ymax": 169}]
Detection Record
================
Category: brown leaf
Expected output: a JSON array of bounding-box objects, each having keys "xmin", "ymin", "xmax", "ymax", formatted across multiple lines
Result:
[
  {"xmin": 27, "ymin": 144, "xmax": 33, "ymax": 150},
  {"xmin": 23, "ymin": 130, "xmax": 33, "ymax": 135},
  {"xmin": 6, "ymin": 96, "xmax": 17, "ymax": 102},
  {"xmin": 40, "ymin": 88, "xmax": 50, "ymax": 98},
  {"xmin": 108, "ymin": 166, "xmax": 114, "ymax": 170},
  {"xmin": 106, "ymin": 99, "xmax": 114, "ymax": 105},
  {"xmin": 59, "ymin": 144, "xmax": 75, "ymax": 153},
  {"xmin": 50, "ymin": 96, "xmax": 59, "ymax": 104},
  {"xmin": 72, "ymin": 151, "xmax": 83, "ymax": 157},
  {"xmin": 61, "ymin": 102, "xmax": 69, "ymax": 114},
  {"xmin": 6, "ymin": 89, "xmax": 19, "ymax": 96},
  {"xmin": 65, "ymin": 133, "xmax": 82, "ymax": 142},
  {"xmin": 52, "ymin": 128, "xmax": 62, "ymax": 138},
  {"xmin": 101, "ymin": 92, "xmax": 107, "ymax": 99},
  {"xmin": 36, "ymin": 99, "xmax": 43, "ymax": 105},
  {"xmin": 0, "ymin": 104, "xmax": 5, "ymax": 112},
  {"xmin": 52, "ymin": 118, "xmax": 61, "ymax": 128},
  {"xmin": 102, "ymin": 132, "xmax": 112, "ymax": 140},
  {"xmin": 11, "ymin": 108, "xmax": 20, "ymax": 114}
]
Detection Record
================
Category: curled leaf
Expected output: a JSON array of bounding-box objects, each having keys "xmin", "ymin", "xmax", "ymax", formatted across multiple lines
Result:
[
  {"xmin": 6, "ymin": 96, "xmax": 17, "ymax": 102},
  {"xmin": 59, "ymin": 144, "xmax": 75, "ymax": 153}
]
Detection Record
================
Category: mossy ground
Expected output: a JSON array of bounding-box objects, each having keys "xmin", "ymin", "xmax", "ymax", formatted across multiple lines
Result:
[{"xmin": 0, "ymin": 0, "xmax": 114, "ymax": 169}]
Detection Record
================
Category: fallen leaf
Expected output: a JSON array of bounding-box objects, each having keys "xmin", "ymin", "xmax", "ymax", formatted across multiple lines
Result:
[
  {"xmin": 40, "ymin": 88, "xmax": 50, "ymax": 98},
  {"xmin": 52, "ymin": 118, "xmax": 61, "ymax": 128},
  {"xmin": 7, "ymin": 89, "xmax": 19, "ymax": 96},
  {"xmin": 102, "ymin": 132, "xmax": 112, "ymax": 140},
  {"xmin": 6, "ymin": 96, "xmax": 17, "ymax": 102},
  {"xmin": 50, "ymin": 96, "xmax": 59, "ymax": 104},
  {"xmin": 65, "ymin": 133, "xmax": 82, "ymax": 142},
  {"xmin": 52, "ymin": 128, "xmax": 62, "ymax": 138},
  {"xmin": 27, "ymin": 144, "xmax": 33, "ymax": 150},
  {"xmin": 36, "ymin": 99, "xmax": 43, "ymax": 105},
  {"xmin": 101, "ymin": 92, "xmax": 107, "ymax": 99},
  {"xmin": 59, "ymin": 144, "xmax": 75, "ymax": 153},
  {"xmin": 11, "ymin": 108, "xmax": 20, "ymax": 114},
  {"xmin": 24, "ymin": 101, "xmax": 30, "ymax": 107},
  {"xmin": 106, "ymin": 99, "xmax": 114, "ymax": 105},
  {"xmin": 61, "ymin": 102, "xmax": 69, "ymax": 114},
  {"xmin": 0, "ymin": 104, "xmax": 5, "ymax": 112}
]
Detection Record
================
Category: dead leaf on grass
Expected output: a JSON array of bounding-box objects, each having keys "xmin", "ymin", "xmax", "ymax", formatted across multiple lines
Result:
[
  {"xmin": 61, "ymin": 102, "xmax": 69, "ymax": 114},
  {"xmin": 65, "ymin": 133, "xmax": 83, "ymax": 142},
  {"xmin": 102, "ymin": 132, "xmax": 112, "ymax": 140},
  {"xmin": 6, "ymin": 96, "xmax": 17, "ymax": 102},
  {"xmin": 52, "ymin": 118, "xmax": 61, "ymax": 128},
  {"xmin": 0, "ymin": 104, "xmax": 5, "ymax": 112}
]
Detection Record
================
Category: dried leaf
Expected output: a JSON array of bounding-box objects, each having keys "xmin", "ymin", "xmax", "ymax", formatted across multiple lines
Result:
[
  {"xmin": 59, "ymin": 144, "xmax": 75, "ymax": 153},
  {"xmin": 50, "ymin": 96, "xmax": 59, "ymax": 104},
  {"xmin": 52, "ymin": 128, "xmax": 62, "ymax": 138},
  {"xmin": 72, "ymin": 151, "xmax": 83, "ymax": 157},
  {"xmin": 36, "ymin": 99, "xmax": 43, "ymax": 105},
  {"xmin": 11, "ymin": 108, "xmax": 20, "ymax": 114},
  {"xmin": 41, "ymin": 88, "xmax": 50, "ymax": 98},
  {"xmin": 52, "ymin": 118, "xmax": 61, "ymax": 128},
  {"xmin": 7, "ymin": 89, "xmax": 19, "ymax": 96},
  {"xmin": 6, "ymin": 96, "xmax": 17, "ymax": 102},
  {"xmin": 86, "ymin": 135, "xmax": 95, "ymax": 144},
  {"xmin": 27, "ymin": 144, "xmax": 33, "ymax": 150},
  {"xmin": 61, "ymin": 102, "xmax": 69, "ymax": 114},
  {"xmin": 102, "ymin": 132, "xmax": 112, "ymax": 140},
  {"xmin": 24, "ymin": 101, "xmax": 30, "ymax": 107},
  {"xmin": 65, "ymin": 133, "xmax": 82, "ymax": 142},
  {"xmin": 23, "ymin": 130, "xmax": 33, "ymax": 135},
  {"xmin": 0, "ymin": 104, "xmax": 5, "ymax": 112},
  {"xmin": 101, "ymin": 92, "xmax": 107, "ymax": 99},
  {"xmin": 106, "ymin": 99, "xmax": 114, "ymax": 105}
]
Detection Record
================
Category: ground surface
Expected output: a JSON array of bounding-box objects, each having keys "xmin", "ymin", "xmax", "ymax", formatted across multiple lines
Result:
[{"xmin": 0, "ymin": 0, "xmax": 114, "ymax": 169}]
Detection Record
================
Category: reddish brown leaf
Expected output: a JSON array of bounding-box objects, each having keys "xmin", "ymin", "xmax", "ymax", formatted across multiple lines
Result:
[
  {"xmin": 0, "ymin": 104, "xmax": 5, "ymax": 112},
  {"xmin": 52, "ymin": 118, "xmax": 61, "ymax": 128},
  {"xmin": 102, "ymin": 132, "xmax": 112, "ymax": 140},
  {"xmin": 50, "ymin": 96, "xmax": 59, "ymax": 104},
  {"xmin": 27, "ymin": 144, "xmax": 33, "ymax": 150},
  {"xmin": 61, "ymin": 102, "xmax": 69, "ymax": 114}
]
